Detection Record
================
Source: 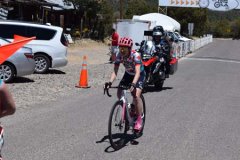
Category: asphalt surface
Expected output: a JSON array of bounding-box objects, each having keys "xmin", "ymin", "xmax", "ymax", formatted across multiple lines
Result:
[{"xmin": 2, "ymin": 39, "xmax": 240, "ymax": 160}]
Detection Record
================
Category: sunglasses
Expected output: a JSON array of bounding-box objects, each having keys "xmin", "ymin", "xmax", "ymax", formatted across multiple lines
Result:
[{"xmin": 119, "ymin": 47, "xmax": 130, "ymax": 57}]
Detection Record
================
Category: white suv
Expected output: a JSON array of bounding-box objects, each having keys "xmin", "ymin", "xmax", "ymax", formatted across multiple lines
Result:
[{"xmin": 0, "ymin": 20, "xmax": 68, "ymax": 73}]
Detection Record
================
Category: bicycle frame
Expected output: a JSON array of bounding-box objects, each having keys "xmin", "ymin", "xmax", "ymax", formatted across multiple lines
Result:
[
  {"xmin": 119, "ymin": 90, "xmax": 135, "ymax": 127},
  {"xmin": 104, "ymin": 86, "xmax": 135, "ymax": 127}
]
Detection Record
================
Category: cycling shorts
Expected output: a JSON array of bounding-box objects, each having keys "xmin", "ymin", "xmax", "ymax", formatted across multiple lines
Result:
[{"xmin": 119, "ymin": 71, "xmax": 145, "ymax": 90}]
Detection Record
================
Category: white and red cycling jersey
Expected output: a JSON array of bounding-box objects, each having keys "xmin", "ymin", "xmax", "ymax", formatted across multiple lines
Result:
[{"xmin": 114, "ymin": 50, "xmax": 144, "ymax": 75}]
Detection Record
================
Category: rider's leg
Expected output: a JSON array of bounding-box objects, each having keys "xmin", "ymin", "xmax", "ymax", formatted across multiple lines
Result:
[
  {"xmin": 132, "ymin": 88, "xmax": 143, "ymax": 115},
  {"xmin": 117, "ymin": 72, "xmax": 130, "ymax": 99},
  {"xmin": 133, "ymin": 88, "xmax": 143, "ymax": 130},
  {"xmin": 164, "ymin": 53, "xmax": 171, "ymax": 78},
  {"xmin": 117, "ymin": 87, "xmax": 122, "ymax": 99}
]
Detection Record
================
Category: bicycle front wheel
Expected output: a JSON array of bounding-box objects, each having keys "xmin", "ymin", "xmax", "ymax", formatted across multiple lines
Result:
[{"xmin": 108, "ymin": 101, "xmax": 127, "ymax": 150}]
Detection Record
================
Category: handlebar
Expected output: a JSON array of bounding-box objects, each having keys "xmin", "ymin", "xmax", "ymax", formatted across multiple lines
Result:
[
  {"xmin": 103, "ymin": 86, "xmax": 112, "ymax": 97},
  {"xmin": 103, "ymin": 85, "xmax": 131, "ymax": 97}
]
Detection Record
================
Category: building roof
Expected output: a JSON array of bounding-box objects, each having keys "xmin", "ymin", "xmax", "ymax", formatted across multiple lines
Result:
[
  {"xmin": 0, "ymin": 0, "xmax": 74, "ymax": 10},
  {"xmin": 43, "ymin": 0, "xmax": 74, "ymax": 10}
]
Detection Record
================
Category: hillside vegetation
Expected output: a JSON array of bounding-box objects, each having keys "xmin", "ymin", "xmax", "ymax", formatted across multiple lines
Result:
[{"xmin": 66, "ymin": 0, "xmax": 240, "ymax": 39}]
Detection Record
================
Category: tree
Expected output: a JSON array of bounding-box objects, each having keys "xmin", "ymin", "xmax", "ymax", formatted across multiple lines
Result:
[
  {"xmin": 125, "ymin": 0, "xmax": 158, "ymax": 19},
  {"xmin": 168, "ymin": 7, "xmax": 208, "ymax": 36},
  {"xmin": 98, "ymin": 0, "xmax": 114, "ymax": 39},
  {"xmin": 64, "ymin": 0, "xmax": 114, "ymax": 39},
  {"xmin": 230, "ymin": 19, "xmax": 240, "ymax": 39}
]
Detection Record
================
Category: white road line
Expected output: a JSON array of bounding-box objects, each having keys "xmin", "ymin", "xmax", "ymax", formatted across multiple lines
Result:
[{"xmin": 181, "ymin": 57, "xmax": 240, "ymax": 64}]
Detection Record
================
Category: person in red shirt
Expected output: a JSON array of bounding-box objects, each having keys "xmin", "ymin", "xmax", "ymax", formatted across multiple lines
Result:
[{"xmin": 109, "ymin": 28, "xmax": 119, "ymax": 63}]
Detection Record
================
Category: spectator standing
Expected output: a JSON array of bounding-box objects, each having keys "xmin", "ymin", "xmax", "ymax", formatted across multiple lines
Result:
[{"xmin": 109, "ymin": 28, "xmax": 119, "ymax": 63}]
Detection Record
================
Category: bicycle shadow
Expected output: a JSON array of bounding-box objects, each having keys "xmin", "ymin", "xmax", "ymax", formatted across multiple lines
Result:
[
  {"xmin": 143, "ymin": 85, "xmax": 173, "ymax": 93},
  {"xmin": 96, "ymin": 133, "xmax": 141, "ymax": 152}
]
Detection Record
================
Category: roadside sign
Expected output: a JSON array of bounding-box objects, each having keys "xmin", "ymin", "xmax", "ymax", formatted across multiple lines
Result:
[
  {"xmin": 159, "ymin": 0, "xmax": 199, "ymax": 8},
  {"xmin": 199, "ymin": 0, "xmax": 239, "ymax": 11},
  {"xmin": 159, "ymin": 0, "xmax": 240, "ymax": 11},
  {"xmin": 188, "ymin": 23, "xmax": 194, "ymax": 36}
]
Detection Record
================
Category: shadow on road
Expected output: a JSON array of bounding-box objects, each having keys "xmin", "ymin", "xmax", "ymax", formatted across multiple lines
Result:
[
  {"xmin": 34, "ymin": 69, "xmax": 66, "ymax": 75},
  {"xmin": 96, "ymin": 133, "xmax": 141, "ymax": 153},
  {"xmin": 143, "ymin": 86, "xmax": 173, "ymax": 93},
  {"xmin": 8, "ymin": 77, "xmax": 35, "ymax": 83}
]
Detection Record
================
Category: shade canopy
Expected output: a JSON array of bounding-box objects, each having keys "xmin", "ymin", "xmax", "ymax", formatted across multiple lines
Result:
[{"xmin": 132, "ymin": 13, "xmax": 180, "ymax": 31}]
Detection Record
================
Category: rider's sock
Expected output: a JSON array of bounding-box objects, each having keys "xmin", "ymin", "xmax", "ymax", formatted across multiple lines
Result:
[{"xmin": 134, "ymin": 114, "xmax": 142, "ymax": 130}]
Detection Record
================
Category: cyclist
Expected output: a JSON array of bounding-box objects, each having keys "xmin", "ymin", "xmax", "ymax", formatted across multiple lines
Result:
[
  {"xmin": 104, "ymin": 37, "xmax": 145, "ymax": 131},
  {"xmin": 152, "ymin": 26, "xmax": 172, "ymax": 78},
  {"xmin": 0, "ymin": 79, "xmax": 16, "ymax": 159}
]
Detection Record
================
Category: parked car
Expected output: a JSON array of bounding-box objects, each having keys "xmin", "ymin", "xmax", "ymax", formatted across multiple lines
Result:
[
  {"xmin": 0, "ymin": 37, "xmax": 35, "ymax": 82},
  {"xmin": 174, "ymin": 32, "xmax": 191, "ymax": 42},
  {"xmin": 0, "ymin": 20, "xmax": 68, "ymax": 73},
  {"xmin": 166, "ymin": 31, "xmax": 180, "ymax": 43}
]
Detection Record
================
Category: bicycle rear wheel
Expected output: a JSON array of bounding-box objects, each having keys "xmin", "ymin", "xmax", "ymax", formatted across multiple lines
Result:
[
  {"xmin": 108, "ymin": 101, "xmax": 127, "ymax": 150},
  {"xmin": 134, "ymin": 94, "xmax": 146, "ymax": 138}
]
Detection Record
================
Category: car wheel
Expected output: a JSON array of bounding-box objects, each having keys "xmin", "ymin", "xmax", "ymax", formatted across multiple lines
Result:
[
  {"xmin": 34, "ymin": 54, "xmax": 50, "ymax": 74},
  {"xmin": 0, "ymin": 63, "xmax": 15, "ymax": 83}
]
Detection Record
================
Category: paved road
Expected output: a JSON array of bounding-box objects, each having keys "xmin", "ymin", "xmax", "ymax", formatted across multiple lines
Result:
[{"xmin": 2, "ymin": 39, "xmax": 240, "ymax": 160}]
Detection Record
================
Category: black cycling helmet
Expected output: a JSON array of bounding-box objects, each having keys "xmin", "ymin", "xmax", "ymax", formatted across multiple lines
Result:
[
  {"xmin": 152, "ymin": 26, "xmax": 164, "ymax": 36},
  {"xmin": 152, "ymin": 26, "xmax": 165, "ymax": 44}
]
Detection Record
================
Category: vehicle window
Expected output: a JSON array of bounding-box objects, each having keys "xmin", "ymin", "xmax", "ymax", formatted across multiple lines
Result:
[
  {"xmin": 0, "ymin": 24, "xmax": 27, "ymax": 38},
  {"xmin": 60, "ymin": 32, "xmax": 68, "ymax": 46},
  {"xmin": 174, "ymin": 33, "xmax": 180, "ymax": 38},
  {"xmin": 168, "ymin": 32, "xmax": 174, "ymax": 39},
  {"xmin": 174, "ymin": 32, "xmax": 181, "ymax": 38},
  {"xmin": 26, "ymin": 27, "xmax": 56, "ymax": 40},
  {"xmin": 0, "ymin": 38, "xmax": 10, "ymax": 45}
]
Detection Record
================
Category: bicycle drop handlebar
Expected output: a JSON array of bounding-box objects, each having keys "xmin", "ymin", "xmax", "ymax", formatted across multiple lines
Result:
[
  {"xmin": 103, "ymin": 86, "xmax": 112, "ymax": 97},
  {"xmin": 103, "ymin": 85, "xmax": 131, "ymax": 97}
]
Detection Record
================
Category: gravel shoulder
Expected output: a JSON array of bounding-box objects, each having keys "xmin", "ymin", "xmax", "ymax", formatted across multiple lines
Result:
[{"xmin": 7, "ymin": 39, "xmax": 124, "ymax": 109}]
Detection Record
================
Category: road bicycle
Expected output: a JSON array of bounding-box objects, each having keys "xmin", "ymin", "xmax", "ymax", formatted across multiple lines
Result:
[{"xmin": 104, "ymin": 85, "xmax": 146, "ymax": 150}]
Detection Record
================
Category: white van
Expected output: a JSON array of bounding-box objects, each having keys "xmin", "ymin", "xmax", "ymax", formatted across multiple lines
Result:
[{"xmin": 0, "ymin": 20, "xmax": 68, "ymax": 73}]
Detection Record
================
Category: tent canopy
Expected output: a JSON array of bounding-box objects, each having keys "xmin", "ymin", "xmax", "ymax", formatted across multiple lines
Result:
[{"xmin": 132, "ymin": 13, "xmax": 180, "ymax": 32}]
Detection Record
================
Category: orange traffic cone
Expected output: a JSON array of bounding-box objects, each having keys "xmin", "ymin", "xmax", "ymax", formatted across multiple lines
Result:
[{"xmin": 76, "ymin": 55, "xmax": 90, "ymax": 88}]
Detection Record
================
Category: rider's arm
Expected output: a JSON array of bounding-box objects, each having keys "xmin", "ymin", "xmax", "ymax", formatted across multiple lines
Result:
[
  {"xmin": 109, "ymin": 64, "xmax": 119, "ymax": 83},
  {"xmin": 0, "ymin": 81, "xmax": 16, "ymax": 118},
  {"xmin": 132, "ymin": 64, "xmax": 141, "ymax": 85}
]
